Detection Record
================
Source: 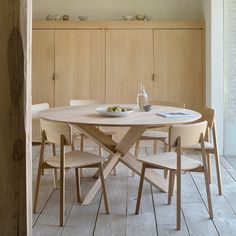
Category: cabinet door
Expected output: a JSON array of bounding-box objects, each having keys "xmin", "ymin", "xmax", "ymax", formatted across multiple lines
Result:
[
  {"xmin": 106, "ymin": 30, "xmax": 154, "ymax": 103},
  {"xmin": 154, "ymin": 30, "xmax": 203, "ymax": 111},
  {"xmin": 32, "ymin": 30, "xmax": 55, "ymax": 107},
  {"xmin": 55, "ymin": 30, "xmax": 104, "ymax": 106}
]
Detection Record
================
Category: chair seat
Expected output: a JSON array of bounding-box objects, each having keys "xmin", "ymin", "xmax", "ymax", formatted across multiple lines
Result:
[
  {"xmin": 182, "ymin": 141, "xmax": 214, "ymax": 150},
  {"xmin": 45, "ymin": 151, "xmax": 107, "ymax": 169},
  {"xmin": 138, "ymin": 152, "xmax": 202, "ymax": 171},
  {"xmin": 140, "ymin": 130, "xmax": 168, "ymax": 141}
]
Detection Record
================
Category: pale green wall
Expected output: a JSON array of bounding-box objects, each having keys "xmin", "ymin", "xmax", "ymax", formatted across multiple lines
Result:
[{"xmin": 33, "ymin": 0, "xmax": 203, "ymax": 20}]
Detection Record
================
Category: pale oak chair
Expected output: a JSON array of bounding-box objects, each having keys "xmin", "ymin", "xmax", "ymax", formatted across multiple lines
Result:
[
  {"xmin": 135, "ymin": 121, "xmax": 213, "ymax": 230},
  {"xmin": 133, "ymin": 101, "xmax": 185, "ymax": 177},
  {"xmin": 70, "ymin": 99, "xmax": 116, "ymax": 175},
  {"xmin": 32, "ymin": 103, "xmax": 60, "ymax": 185},
  {"xmin": 33, "ymin": 119, "xmax": 109, "ymax": 226},
  {"xmin": 183, "ymin": 107, "xmax": 223, "ymax": 195},
  {"xmin": 32, "ymin": 103, "xmax": 49, "ymax": 144}
]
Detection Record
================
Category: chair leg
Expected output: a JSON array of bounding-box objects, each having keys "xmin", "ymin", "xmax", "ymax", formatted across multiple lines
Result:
[
  {"xmin": 79, "ymin": 135, "xmax": 84, "ymax": 178},
  {"xmin": 206, "ymin": 151, "xmax": 212, "ymax": 184},
  {"xmin": 201, "ymin": 145, "xmax": 214, "ymax": 219},
  {"xmin": 60, "ymin": 167, "xmax": 65, "ymax": 226},
  {"xmin": 75, "ymin": 168, "xmax": 82, "ymax": 203},
  {"xmin": 214, "ymin": 149, "xmax": 223, "ymax": 195},
  {"xmin": 153, "ymin": 140, "xmax": 158, "ymax": 154},
  {"xmin": 168, "ymin": 170, "xmax": 175, "ymax": 205},
  {"xmin": 99, "ymin": 163, "xmax": 109, "ymax": 214},
  {"xmin": 164, "ymin": 170, "xmax": 169, "ymax": 179},
  {"xmin": 163, "ymin": 142, "xmax": 169, "ymax": 179},
  {"xmin": 53, "ymin": 169, "xmax": 59, "ymax": 189},
  {"xmin": 33, "ymin": 165, "xmax": 42, "ymax": 213},
  {"xmin": 203, "ymin": 164, "xmax": 214, "ymax": 219},
  {"xmin": 163, "ymin": 142, "xmax": 168, "ymax": 152},
  {"xmin": 176, "ymin": 168, "xmax": 181, "ymax": 230},
  {"xmin": 212, "ymin": 123, "xmax": 223, "ymax": 195},
  {"xmin": 135, "ymin": 164, "xmax": 146, "ymax": 214},
  {"xmin": 133, "ymin": 140, "xmax": 140, "ymax": 177}
]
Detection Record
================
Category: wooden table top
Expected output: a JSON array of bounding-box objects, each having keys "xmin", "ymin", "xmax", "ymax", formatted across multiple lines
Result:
[{"xmin": 39, "ymin": 104, "xmax": 201, "ymax": 127}]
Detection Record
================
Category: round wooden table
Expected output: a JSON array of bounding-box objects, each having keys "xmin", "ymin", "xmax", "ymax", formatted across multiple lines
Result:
[{"xmin": 39, "ymin": 104, "xmax": 201, "ymax": 205}]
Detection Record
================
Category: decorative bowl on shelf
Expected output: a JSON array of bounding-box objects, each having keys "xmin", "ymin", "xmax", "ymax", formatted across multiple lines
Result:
[
  {"xmin": 78, "ymin": 16, "xmax": 88, "ymax": 21},
  {"xmin": 62, "ymin": 15, "xmax": 69, "ymax": 21},
  {"xmin": 135, "ymin": 14, "xmax": 146, "ymax": 20},
  {"xmin": 123, "ymin": 15, "xmax": 133, "ymax": 21},
  {"xmin": 54, "ymin": 15, "xmax": 62, "ymax": 21}
]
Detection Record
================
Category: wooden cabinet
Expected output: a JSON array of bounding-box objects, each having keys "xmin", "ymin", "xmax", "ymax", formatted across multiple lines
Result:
[
  {"xmin": 32, "ymin": 21, "xmax": 205, "ymax": 111},
  {"xmin": 32, "ymin": 29, "xmax": 104, "ymax": 107},
  {"xmin": 106, "ymin": 30, "xmax": 154, "ymax": 103},
  {"xmin": 153, "ymin": 29, "xmax": 203, "ymax": 111},
  {"xmin": 54, "ymin": 30, "xmax": 104, "ymax": 106},
  {"xmin": 32, "ymin": 30, "xmax": 55, "ymax": 107}
]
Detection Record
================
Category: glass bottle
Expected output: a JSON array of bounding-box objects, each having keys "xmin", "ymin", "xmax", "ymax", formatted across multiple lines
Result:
[{"xmin": 137, "ymin": 84, "xmax": 148, "ymax": 111}]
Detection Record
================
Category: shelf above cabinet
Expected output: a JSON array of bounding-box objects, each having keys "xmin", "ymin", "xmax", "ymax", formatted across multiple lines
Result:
[{"xmin": 33, "ymin": 20, "xmax": 205, "ymax": 30}]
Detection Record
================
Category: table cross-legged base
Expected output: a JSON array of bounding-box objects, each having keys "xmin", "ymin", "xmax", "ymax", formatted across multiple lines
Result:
[{"xmin": 76, "ymin": 124, "xmax": 168, "ymax": 205}]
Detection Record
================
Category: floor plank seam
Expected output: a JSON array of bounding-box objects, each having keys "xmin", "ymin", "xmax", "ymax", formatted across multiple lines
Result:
[
  {"xmin": 33, "ymin": 187, "xmax": 55, "ymax": 227},
  {"xmin": 189, "ymin": 172, "xmax": 221, "ymax": 236},
  {"xmin": 125, "ymin": 169, "xmax": 129, "ymax": 236},
  {"xmin": 220, "ymin": 158, "xmax": 236, "ymax": 183},
  {"xmin": 150, "ymin": 186, "xmax": 160, "ymax": 236},
  {"xmin": 92, "ymin": 193, "xmax": 103, "ymax": 236},
  {"xmin": 181, "ymin": 207, "xmax": 191, "ymax": 236}
]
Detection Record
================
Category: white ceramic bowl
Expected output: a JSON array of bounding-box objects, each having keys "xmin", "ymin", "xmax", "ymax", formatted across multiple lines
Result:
[
  {"xmin": 78, "ymin": 16, "xmax": 88, "ymax": 21},
  {"xmin": 123, "ymin": 15, "xmax": 133, "ymax": 21},
  {"xmin": 96, "ymin": 106, "xmax": 134, "ymax": 117},
  {"xmin": 135, "ymin": 14, "xmax": 146, "ymax": 20}
]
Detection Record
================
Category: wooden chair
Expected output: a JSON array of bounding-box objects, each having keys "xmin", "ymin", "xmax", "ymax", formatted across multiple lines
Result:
[
  {"xmin": 135, "ymin": 121, "xmax": 213, "ymax": 230},
  {"xmin": 133, "ymin": 101, "xmax": 185, "ymax": 177},
  {"xmin": 33, "ymin": 119, "xmax": 109, "ymax": 226},
  {"xmin": 32, "ymin": 103, "xmax": 49, "ymax": 144},
  {"xmin": 32, "ymin": 103, "xmax": 60, "ymax": 186},
  {"xmin": 70, "ymin": 99, "xmax": 116, "ymax": 175},
  {"xmin": 183, "ymin": 107, "xmax": 222, "ymax": 195}
]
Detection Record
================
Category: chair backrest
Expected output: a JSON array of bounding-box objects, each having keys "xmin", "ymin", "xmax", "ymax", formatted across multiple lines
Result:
[
  {"xmin": 70, "ymin": 99, "xmax": 104, "ymax": 106},
  {"xmin": 169, "ymin": 121, "xmax": 207, "ymax": 148},
  {"xmin": 40, "ymin": 119, "xmax": 71, "ymax": 145},
  {"xmin": 200, "ymin": 107, "xmax": 215, "ymax": 129},
  {"xmin": 150, "ymin": 100, "xmax": 185, "ymax": 108},
  {"xmin": 32, "ymin": 103, "xmax": 49, "ymax": 121}
]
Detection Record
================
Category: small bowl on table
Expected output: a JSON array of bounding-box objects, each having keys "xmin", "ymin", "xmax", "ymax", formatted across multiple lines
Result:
[{"xmin": 143, "ymin": 104, "xmax": 152, "ymax": 112}]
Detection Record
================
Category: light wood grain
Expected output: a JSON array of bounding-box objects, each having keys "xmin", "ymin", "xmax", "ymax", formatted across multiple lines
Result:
[
  {"xmin": 32, "ymin": 20, "xmax": 205, "ymax": 30},
  {"xmin": 106, "ymin": 30, "xmax": 154, "ymax": 103},
  {"xmin": 39, "ymin": 104, "xmax": 201, "ymax": 127},
  {"xmin": 0, "ymin": 0, "xmax": 31, "ymax": 234},
  {"xmin": 32, "ymin": 30, "xmax": 55, "ymax": 107},
  {"xmin": 55, "ymin": 30, "xmax": 104, "ymax": 106},
  {"xmin": 153, "ymin": 29, "xmax": 204, "ymax": 112},
  {"xmin": 135, "ymin": 121, "xmax": 213, "ymax": 230}
]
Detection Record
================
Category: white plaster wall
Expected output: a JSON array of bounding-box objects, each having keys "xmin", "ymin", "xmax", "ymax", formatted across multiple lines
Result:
[
  {"xmin": 33, "ymin": 0, "xmax": 202, "ymax": 20},
  {"xmin": 201, "ymin": 0, "xmax": 224, "ymax": 155}
]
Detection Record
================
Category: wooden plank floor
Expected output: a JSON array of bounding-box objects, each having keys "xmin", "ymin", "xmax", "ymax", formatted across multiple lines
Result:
[{"xmin": 32, "ymin": 143, "xmax": 236, "ymax": 236}]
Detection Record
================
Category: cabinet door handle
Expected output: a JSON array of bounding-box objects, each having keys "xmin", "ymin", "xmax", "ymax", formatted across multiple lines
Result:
[
  {"xmin": 52, "ymin": 73, "xmax": 56, "ymax": 80},
  {"xmin": 152, "ymin": 73, "xmax": 155, "ymax": 81}
]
